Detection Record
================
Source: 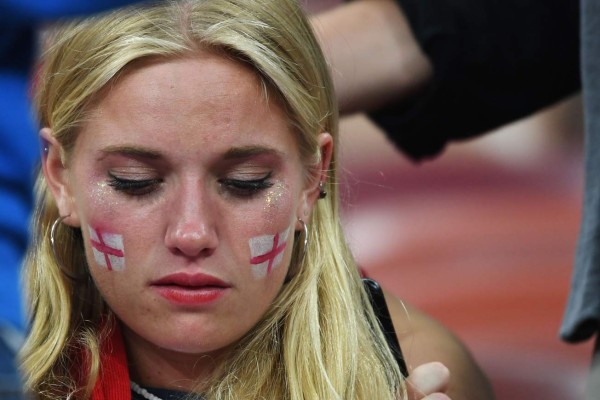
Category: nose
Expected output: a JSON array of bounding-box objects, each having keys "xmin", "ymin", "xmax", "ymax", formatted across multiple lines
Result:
[{"xmin": 164, "ymin": 181, "xmax": 218, "ymax": 258}]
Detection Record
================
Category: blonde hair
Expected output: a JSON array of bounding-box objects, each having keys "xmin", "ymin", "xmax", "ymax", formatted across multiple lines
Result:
[{"xmin": 21, "ymin": 1, "xmax": 406, "ymax": 398}]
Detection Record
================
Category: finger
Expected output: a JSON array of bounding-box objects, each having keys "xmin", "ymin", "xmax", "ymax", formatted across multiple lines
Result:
[
  {"xmin": 407, "ymin": 361, "xmax": 450, "ymax": 396},
  {"xmin": 421, "ymin": 394, "xmax": 451, "ymax": 400}
]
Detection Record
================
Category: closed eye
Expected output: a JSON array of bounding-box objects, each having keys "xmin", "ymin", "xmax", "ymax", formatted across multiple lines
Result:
[
  {"xmin": 108, "ymin": 173, "xmax": 162, "ymax": 196},
  {"xmin": 219, "ymin": 173, "xmax": 273, "ymax": 197}
]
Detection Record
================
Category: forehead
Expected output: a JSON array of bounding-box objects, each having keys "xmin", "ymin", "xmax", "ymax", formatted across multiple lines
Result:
[
  {"xmin": 76, "ymin": 52, "xmax": 299, "ymax": 161},
  {"xmin": 105, "ymin": 53, "xmax": 265, "ymax": 115}
]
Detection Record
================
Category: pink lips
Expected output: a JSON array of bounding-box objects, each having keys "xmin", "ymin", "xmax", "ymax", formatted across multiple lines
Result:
[{"xmin": 151, "ymin": 272, "xmax": 229, "ymax": 306}]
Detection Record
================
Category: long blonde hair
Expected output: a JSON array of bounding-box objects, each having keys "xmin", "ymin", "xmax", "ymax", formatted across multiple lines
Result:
[{"xmin": 21, "ymin": 1, "xmax": 406, "ymax": 398}]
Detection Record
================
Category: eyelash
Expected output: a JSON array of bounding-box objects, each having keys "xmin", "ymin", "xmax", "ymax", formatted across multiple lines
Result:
[
  {"xmin": 219, "ymin": 173, "xmax": 273, "ymax": 197},
  {"xmin": 108, "ymin": 173, "xmax": 162, "ymax": 196},
  {"xmin": 107, "ymin": 173, "xmax": 273, "ymax": 198}
]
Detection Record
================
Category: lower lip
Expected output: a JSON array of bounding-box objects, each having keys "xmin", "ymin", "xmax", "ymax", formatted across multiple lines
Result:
[{"xmin": 153, "ymin": 286, "xmax": 227, "ymax": 306}]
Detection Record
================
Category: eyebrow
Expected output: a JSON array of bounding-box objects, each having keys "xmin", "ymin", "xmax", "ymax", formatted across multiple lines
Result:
[
  {"xmin": 222, "ymin": 146, "xmax": 283, "ymax": 160},
  {"xmin": 98, "ymin": 145, "xmax": 162, "ymax": 160},
  {"xmin": 97, "ymin": 144, "xmax": 284, "ymax": 163}
]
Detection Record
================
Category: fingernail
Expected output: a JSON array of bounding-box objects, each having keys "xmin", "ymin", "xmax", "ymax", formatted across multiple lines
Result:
[
  {"xmin": 423, "ymin": 394, "xmax": 451, "ymax": 400},
  {"xmin": 410, "ymin": 362, "xmax": 450, "ymax": 394}
]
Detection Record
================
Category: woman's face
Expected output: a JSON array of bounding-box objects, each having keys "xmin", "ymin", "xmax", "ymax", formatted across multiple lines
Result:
[{"xmin": 43, "ymin": 52, "xmax": 330, "ymax": 374}]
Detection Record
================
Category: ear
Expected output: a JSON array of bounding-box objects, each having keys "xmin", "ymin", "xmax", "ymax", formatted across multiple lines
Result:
[
  {"xmin": 40, "ymin": 127, "xmax": 81, "ymax": 227},
  {"xmin": 296, "ymin": 132, "xmax": 333, "ymax": 221}
]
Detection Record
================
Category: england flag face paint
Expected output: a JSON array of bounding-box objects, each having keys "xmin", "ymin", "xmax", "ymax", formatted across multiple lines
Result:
[
  {"xmin": 249, "ymin": 227, "xmax": 290, "ymax": 279},
  {"xmin": 88, "ymin": 226, "xmax": 125, "ymax": 271}
]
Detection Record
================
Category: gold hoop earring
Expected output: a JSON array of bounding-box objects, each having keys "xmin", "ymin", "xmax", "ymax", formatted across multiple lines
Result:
[{"xmin": 50, "ymin": 215, "xmax": 86, "ymax": 282}]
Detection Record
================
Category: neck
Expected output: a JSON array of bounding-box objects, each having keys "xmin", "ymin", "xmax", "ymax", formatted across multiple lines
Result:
[{"xmin": 122, "ymin": 326, "xmax": 225, "ymax": 392}]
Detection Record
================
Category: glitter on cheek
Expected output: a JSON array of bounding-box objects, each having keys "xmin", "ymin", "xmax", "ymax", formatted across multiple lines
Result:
[
  {"xmin": 88, "ymin": 225, "xmax": 126, "ymax": 271},
  {"xmin": 90, "ymin": 181, "xmax": 122, "ymax": 213},
  {"xmin": 263, "ymin": 182, "xmax": 289, "ymax": 220}
]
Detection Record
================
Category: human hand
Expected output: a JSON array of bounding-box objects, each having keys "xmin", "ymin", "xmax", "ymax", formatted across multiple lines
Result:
[{"xmin": 406, "ymin": 361, "xmax": 451, "ymax": 400}]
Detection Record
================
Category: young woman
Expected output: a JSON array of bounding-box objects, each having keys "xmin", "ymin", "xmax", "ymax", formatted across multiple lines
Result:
[{"xmin": 20, "ymin": 1, "xmax": 450, "ymax": 398}]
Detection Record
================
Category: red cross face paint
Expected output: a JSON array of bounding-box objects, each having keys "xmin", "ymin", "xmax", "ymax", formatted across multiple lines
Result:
[
  {"xmin": 249, "ymin": 227, "xmax": 291, "ymax": 279},
  {"xmin": 88, "ymin": 226, "xmax": 125, "ymax": 271}
]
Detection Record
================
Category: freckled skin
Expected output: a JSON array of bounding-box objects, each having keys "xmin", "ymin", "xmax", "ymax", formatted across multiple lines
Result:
[{"xmin": 59, "ymin": 52, "xmax": 313, "ymax": 388}]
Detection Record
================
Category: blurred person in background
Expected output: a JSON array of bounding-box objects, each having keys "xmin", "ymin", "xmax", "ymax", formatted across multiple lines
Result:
[{"xmin": 312, "ymin": 0, "xmax": 600, "ymax": 397}]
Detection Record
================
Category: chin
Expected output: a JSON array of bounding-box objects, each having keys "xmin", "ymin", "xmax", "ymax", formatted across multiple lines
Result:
[{"xmin": 144, "ymin": 319, "xmax": 242, "ymax": 355}]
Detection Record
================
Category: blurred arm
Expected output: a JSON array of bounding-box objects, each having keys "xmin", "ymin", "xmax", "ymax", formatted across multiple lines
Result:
[
  {"xmin": 313, "ymin": 0, "xmax": 580, "ymax": 160},
  {"xmin": 385, "ymin": 291, "xmax": 496, "ymax": 399},
  {"xmin": 311, "ymin": 0, "xmax": 432, "ymax": 114}
]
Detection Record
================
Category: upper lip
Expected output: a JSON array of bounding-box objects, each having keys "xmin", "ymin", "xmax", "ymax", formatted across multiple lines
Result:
[{"xmin": 151, "ymin": 272, "xmax": 230, "ymax": 288}]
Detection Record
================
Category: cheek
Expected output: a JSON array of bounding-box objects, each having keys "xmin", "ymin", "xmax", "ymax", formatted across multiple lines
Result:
[
  {"xmin": 262, "ymin": 182, "xmax": 292, "ymax": 224},
  {"xmin": 73, "ymin": 179, "xmax": 126, "ymax": 232},
  {"xmin": 77, "ymin": 182, "xmax": 130, "ymax": 272},
  {"xmin": 86, "ymin": 224, "xmax": 127, "ymax": 272},
  {"xmin": 78, "ymin": 181, "xmax": 157, "ymax": 273},
  {"xmin": 230, "ymin": 181, "xmax": 295, "ymax": 231},
  {"xmin": 242, "ymin": 182, "xmax": 297, "ymax": 280},
  {"xmin": 86, "ymin": 181, "xmax": 126, "ymax": 218},
  {"xmin": 248, "ymin": 226, "xmax": 292, "ymax": 279}
]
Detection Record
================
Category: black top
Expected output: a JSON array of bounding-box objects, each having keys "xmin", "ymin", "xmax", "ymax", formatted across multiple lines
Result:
[
  {"xmin": 371, "ymin": 0, "xmax": 600, "ymax": 343},
  {"xmin": 371, "ymin": 0, "xmax": 580, "ymax": 160}
]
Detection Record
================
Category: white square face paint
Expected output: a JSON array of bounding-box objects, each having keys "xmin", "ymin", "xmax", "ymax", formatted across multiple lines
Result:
[
  {"xmin": 88, "ymin": 226, "xmax": 125, "ymax": 271},
  {"xmin": 249, "ymin": 227, "xmax": 290, "ymax": 279}
]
